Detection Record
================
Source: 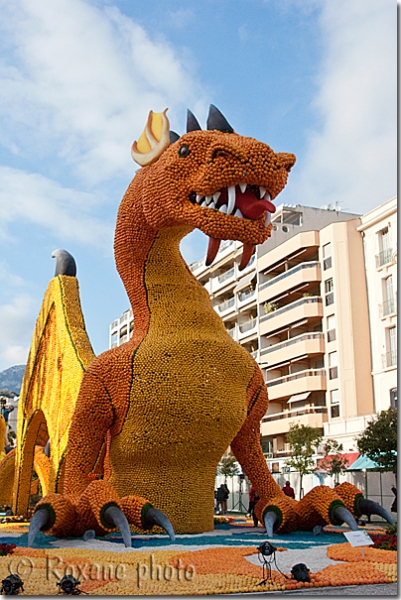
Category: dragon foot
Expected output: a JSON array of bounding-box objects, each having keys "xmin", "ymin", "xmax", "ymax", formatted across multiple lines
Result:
[
  {"xmin": 359, "ymin": 498, "xmax": 394, "ymax": 526},
  {"xmin": 143, "ymin": 507, "xmax": 176, "ymax": 541},
  {"xmin": 331, "ymin": 505, "xmax": 359, "ymax": 530},
  {"xmin": 28, "ymin": 509, "xmax": 50, "ymax": 547},
  {"xmin": 263, "ymin": 511, "xmax": 278, "ymax": 537},
  {"xmin": 103, "ymin": 505, "xmax": 132, "ymax": 548}
]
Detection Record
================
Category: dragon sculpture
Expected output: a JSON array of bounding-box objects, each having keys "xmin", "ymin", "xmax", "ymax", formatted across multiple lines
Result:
[{"xmin": 27, "ymin": 106, "xmax": 392, "ymax": 546}]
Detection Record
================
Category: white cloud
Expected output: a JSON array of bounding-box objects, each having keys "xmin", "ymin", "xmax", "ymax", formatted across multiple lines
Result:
[
  {"xmin": 290, "ymin": 0, "xmax": 396, "ymax": 213},
  {"xmin": 0, "ymin": 0, "xmax": 207, "ymax": 184},
  {"xmin": 0, "ymin": 289, "xmax": 33, "ymax": 371},
  {"xmin": 0, "ymin": 167, "xmax": 113, "ymax": 248}
]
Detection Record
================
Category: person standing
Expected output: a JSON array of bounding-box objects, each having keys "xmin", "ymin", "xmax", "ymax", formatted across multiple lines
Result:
[
  {"xmin": 0, "ymin": 398, "xmax": 14, "ymax": 447},
  {"xmin": 282, "ymin": 481, "xmax": 295, "ymax": 499},
  {"xmin": 222, "ymin": 483, "xmax": 230, "ymax": 514},
  {"xmin": 391, "ymin": 485, "xmax": 397, "ymax": 513}
]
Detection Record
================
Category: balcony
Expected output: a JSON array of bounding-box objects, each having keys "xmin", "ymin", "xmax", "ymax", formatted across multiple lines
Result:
[
  {"xmin": 259, "ymin": 261, "xmax": 321, "ymax": 303},
  {"xmin": 260, "ymin": 332, "xmax": 324, "ymax": 366},
  {"xmin": 216, "ymin": 296, "xmax": 235, "ymax": 316},
  {"xmin": 238, "ymin": 288, "xmax": 256, "ymax": 307},
  {"xmin": 375, "ymin": 248, "xmax": 393, "ymax": 268},
  {"xmin": 382, "ymin": 350, "xmax": 397, "ymax": 369},
  {"xmin": 260, "ymin": 296, "xmax": 323, "ymax": 336},
  {"xmin": 266, "ymin": 368, "xmax": 326, "ymax": 401},
  {"xmin": 379, "ymin": 296, "xmax": 397, "ymax": 318},
  {"xmin": 238, "ymin": 317, "xmax": 258, "ymax": 339},
  {"xmin": 209, "ymin": 266, "xmax": 237, "ymax": 294},
  {"xmin": 226, "ymin": 325, "xmax": 237, "ymax": 340},
  {"xmin": 260, "ymin": 406, "xmax": 327, "ymax": 437},
  {"xmin": 190, "ymin": 257, "xmax": 205, "ymax": 273}
]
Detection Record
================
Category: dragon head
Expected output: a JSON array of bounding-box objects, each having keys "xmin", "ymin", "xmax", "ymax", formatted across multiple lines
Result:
[{"xmin": 131, "ymin": 106, "xmax": 295, "ymax": 269}]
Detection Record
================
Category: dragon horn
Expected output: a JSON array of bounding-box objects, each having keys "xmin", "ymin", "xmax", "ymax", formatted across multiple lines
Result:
[
  {"xmin": 332, "ymin": 506, "xmax": 359, "ymax": 530},
  {"xmin": 143, "ymin": 507, "xmax": 176, "ymax": 541},
  {"xmin": 187, "ymin": 109, "xmax": 202, "ymax": 132},
  {"xmin": 358, "ymin": 498, "xmax": 394, "ymax": 526},
  {"xmin": 131, "ymin": 108, "xmax": 171, "ymax": 167},
  {"xmin": 103, "ymin": 506, "xmax": 132, "ymax": 548},
  {"xmin": 28, "ymin": 509, "xmax": 50, "ymax": 546},
  {"xmin": 263, "ymin": 511, "xmax": 278, "ymax": 538},
  {"xmin": 169, "ymin": 131, "xmax": 180, "ymax": 144},
  {"xmin": 207, "ymin": 104, "xmax": 234, "ymax": 133}
]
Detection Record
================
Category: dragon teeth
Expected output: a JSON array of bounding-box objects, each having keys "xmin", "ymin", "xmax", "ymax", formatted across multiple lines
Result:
[
  {"xmin": 263, "ymin": 191, "xmax": 271, "ymax": 202},
  {"xmin": 200, "ymin": 199, "xmax": 207, "ymax": 207},
  {"xmin": 196, "ymin": 194, "xmax": 203, "ymax": 204},
  {"xmin": 234, "ymin": 208, "xmax": 243, "ymax": 219},
  {"xmin": 209, "ymin": 201, "xmax": 216, "ymax": 209},
  {"xmin": 239, "ymin": 182, "xmax": 247, "ymax": 194},
  {"xmin": 206, "ymin": 195, "xmax": 212, "ymax": 204},
  {"xmin": 227, "ymin": 185, "xmax": 236, "ymax": 215},
  {"xmin": 265, "ymin": 211, "xmax": 271, "ymax": 226},
  {"xmin": 213, "ymin": 191, "xmax": 221, "ymax": 202},
  {"xmin": 259, "ymin": 186, "xmax": 266, "ymax": 198},
  {"xmin": 219, "ymin": 204, "xmax": 227, "ymax": 214}
]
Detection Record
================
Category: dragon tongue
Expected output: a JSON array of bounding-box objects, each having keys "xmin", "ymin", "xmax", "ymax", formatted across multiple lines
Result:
[
  {"xmin": 235, "ymin": 190, "xmax": 276, "ymax": 220},
  {"xmin": 239, "ymin": 243, "xmax": 255, "ymax": 271},
  {"xmin": 205, "ymin": 237, "xmax": 221, "ymax": 266}
]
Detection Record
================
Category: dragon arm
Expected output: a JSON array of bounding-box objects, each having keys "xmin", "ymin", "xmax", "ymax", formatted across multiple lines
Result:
[
  {"xmin": 62, "ymin": 370, "xmax": 115, "ymax": 496},
  {"xmin": 230, "ymin": 366, "xmax": 298, "ymax": 533}
]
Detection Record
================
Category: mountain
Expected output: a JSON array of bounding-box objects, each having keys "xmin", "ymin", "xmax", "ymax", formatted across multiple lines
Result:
[{"xmin": 0, "ymin": 365, "xmax": 26, "ymax": 395}]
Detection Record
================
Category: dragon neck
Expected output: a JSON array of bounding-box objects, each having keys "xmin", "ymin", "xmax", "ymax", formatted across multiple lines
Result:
[{"xmin": 115, "ymin": 188, "xmax": 208, "ymax": 344}]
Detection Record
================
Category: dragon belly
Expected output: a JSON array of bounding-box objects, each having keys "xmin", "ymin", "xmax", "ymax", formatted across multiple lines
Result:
[{"xmin": 109, "ymin": 331, "xmax": 255, "ymax": 533}]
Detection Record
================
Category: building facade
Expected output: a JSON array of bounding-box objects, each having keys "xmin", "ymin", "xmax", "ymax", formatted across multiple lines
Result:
[
  {"xmin": 109, "ymin": 308, "xmax": 134, "ymax": 349},
  {"xmin": 357, "ymin": 197, "xmax": 397, "ymax": 413}
]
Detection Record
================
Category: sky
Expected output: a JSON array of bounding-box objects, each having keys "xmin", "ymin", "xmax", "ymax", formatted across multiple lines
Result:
[{"xmin": 0, "ymin": 0, "xmax": 396, "ymax": 372}]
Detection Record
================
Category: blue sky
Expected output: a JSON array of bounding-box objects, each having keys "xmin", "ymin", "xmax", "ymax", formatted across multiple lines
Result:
[{"xmin": 0, "ymin": 0, "xmax": 396, "ymax": 371}]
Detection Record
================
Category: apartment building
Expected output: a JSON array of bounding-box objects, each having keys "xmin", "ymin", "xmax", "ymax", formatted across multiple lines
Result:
[
  {"xmin": 109, "ymin": 308, "xmax": 134, "ymax": 348},
  {"xmin": 189, "ymin": 204, "xmax": 368, "ymax": 461},
  {"xmin": 357, "ymin": 197, "xmax": 397, "ymax": 413}
]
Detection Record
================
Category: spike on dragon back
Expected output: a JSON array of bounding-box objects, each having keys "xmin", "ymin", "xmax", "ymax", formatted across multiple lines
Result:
[{"xmin": 1, "ymin": 106, "xmax": 391, "ymax": 546}]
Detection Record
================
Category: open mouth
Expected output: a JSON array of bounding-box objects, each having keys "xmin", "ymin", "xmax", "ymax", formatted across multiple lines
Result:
[{"xmin": 189, "ymin": 182, "xmax": 276, "ymax": 269}]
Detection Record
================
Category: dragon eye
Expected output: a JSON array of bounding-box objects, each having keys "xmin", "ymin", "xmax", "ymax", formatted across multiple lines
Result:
[{"xmin": 178, "ymin": 144, "xmax": 190, "ymax": 158}]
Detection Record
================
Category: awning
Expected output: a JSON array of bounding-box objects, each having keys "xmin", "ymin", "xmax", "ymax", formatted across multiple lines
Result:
[
  {"xmin": 346, "ymin": 455, "xmax": 379, "ymax": 471},
  {"xmin": 288, "ymin": 392, "xmax": 311, "ymax": 404},
  {"xmin": 316, "ymin": 452, "xmax": 360, "ymax": 472},
  {"xmin": 234, "ymin": 272, "xmax": 255, "ymax": 292}
]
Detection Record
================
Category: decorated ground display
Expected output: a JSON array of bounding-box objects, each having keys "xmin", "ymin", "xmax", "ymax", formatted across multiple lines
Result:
[{"xmin": 0, "ymin": 106, "xmax": 396, "ymax": 594}]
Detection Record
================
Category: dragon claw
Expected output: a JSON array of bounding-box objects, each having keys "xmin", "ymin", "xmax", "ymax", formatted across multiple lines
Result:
[
  {"xmin": 358, "ymin": 498, "xmax": 394, "ymax": 526},
  {"xmin": 263, "ymin": 511, "xmax": 278, "ymax": 538},
  {"xmin": 28, "ymin": 509, "xmax": 50, "ymax": 546},
  {"xmin": 332, "ymin": 506, "xmax": 359, "ymax": 531},
  {"xmin": 143, "ymin": 507, "xmax": 176, "ymax": 541},
  {"xmin": 103, "ymin": 506, "xmax": 132, "ymax": 548}
]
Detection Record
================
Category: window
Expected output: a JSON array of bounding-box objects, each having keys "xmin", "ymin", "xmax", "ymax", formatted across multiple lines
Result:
[
  {"xmin": 382, "ymin": 275, "xmax": 395, "ymax": 316},
  {"xmin": 328, "ymin": 351, "xmax": 338, "ymax": 379},
  {"xmin": 327, "ymin": 314, "xmax": 336, "ymax": 342},
  {"xmin": 330, "ymin": 389, "xmax": 340, "ymax": 418},
  {"xmin": 386, "ymin": 326, "xmax": 397, "ymax": 367},
  {"xmin": 390, "ymin": 388, "xmax": 397, "ymax": 409},
  {"xmin": 376, "ymin": 227, "xmax": 392, "ymax": 267},
  {"xmin": 323, "ymin": 243, "xmax": 332, "ymax": 270},
  {"xmin": 325, "ymin": 278, "xmax": 334, "ymax": 306}
]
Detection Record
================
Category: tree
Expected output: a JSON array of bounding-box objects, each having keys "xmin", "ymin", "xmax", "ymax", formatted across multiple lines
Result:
[
  {"xmin": 285, "ymin": 423, "xmax": 322, "ymax": 499},
  {"xmin": 217, "ymin": 452, "xmax": 240, "ymax": 483},
  {"xmin": 356, "ymin": 408, "xmax": 397, "ymax": 475},
  {"xmin": 318, "ymin": 439, "xmax": 350, "ymax": 484}
]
